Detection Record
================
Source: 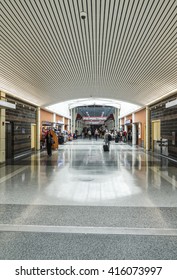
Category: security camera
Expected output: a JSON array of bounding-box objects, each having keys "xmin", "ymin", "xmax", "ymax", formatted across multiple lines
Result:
[{"xmin": 80, "ymin": 11, "xmax": 87, "ymax": 20}]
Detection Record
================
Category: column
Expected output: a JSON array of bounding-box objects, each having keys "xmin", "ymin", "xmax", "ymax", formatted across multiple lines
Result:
[
  {"xmin": 68, "ymin": 118, "xmax": 70, "ymax": 132},
  {"xmin": 62, "ymin": 117, "xmax": 64, "ymax": 132},
  {"xmin": 146, "ymin": 106, "xmax": 150, "ymax": 151},
  {"xmin": 118, "ymin": 108, "xmax": 120, "ymax": 130},
  {"xmin": 53, "ymin": 113, "xmax": 56, "ymax": 127},
  {"xmin": 114, "ymin": 108, "xmax": 120, "ymax": 131},
  {"xmin": 124, "ymin": 117, "xmax": 128, "ymax": 132},
  {"xmin": 36, "ymin": 107, "xmax": 41, "ymax": 150},
  {"xmin": 0, "ymin": 92, "xmax": 6, "ymax": 163},
  {"xmin": 132, "ymin": 113, "xmax": 136, "ymax": 145},
  {"xmin": 132, "ymin": 123, "xmax": 137, "ymax": 145},
  {"xmin": 72, "ymin": 108, "xmax": 76, "ymax": 133}
]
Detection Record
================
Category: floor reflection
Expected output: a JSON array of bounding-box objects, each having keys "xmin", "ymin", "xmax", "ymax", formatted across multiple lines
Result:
[{"xmin": 0, "ymin": 140, "xmax": 176, "ymax": 206}]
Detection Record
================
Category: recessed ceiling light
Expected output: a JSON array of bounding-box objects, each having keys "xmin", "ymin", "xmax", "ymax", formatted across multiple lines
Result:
[{"xmin": 80, "ymin": 11, "xmax": 87, "ymax": 20}]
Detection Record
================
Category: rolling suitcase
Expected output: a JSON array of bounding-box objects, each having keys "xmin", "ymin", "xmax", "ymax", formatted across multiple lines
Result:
[{"xmin": 103, "ymin": 144, "xmax": 109, "ymax": 151}]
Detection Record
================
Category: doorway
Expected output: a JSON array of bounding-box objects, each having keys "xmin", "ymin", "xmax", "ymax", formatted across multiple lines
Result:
[
  {"xmin": 152, "ymin": 120, "xmax": 161, "ymax": 152},
  {"xmin": 31, "ymin": 124, "xmax": 36, "ymax": 150},
  {"xmin": 144, "ymin": 124, "xmax": 146, "ymax": 149},
  {"xmin": 5, "ymin": 122, "xmax": 14, "ymax": 160}
]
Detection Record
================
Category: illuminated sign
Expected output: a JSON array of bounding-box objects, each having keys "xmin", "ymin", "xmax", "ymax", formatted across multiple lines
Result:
[
  {"xmin": 125, "ymin": 119, "xmax": 132, "ymax": 124},
  {"xmin": 166, "ymin": 99, "xmax": 177, "ymax": 108},
  {"xmin": 83, "ymin": 116, "xmax": 107, "ymax": 121},
  {"xmin": 84, "ymin": 121, "xmax": 105, "ymax": 125}
]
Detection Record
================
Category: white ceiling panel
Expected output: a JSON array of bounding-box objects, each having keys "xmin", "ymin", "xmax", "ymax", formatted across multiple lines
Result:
[{"xmin": 0, "ymin": 0, "xmax": 176, "ymax": 106}]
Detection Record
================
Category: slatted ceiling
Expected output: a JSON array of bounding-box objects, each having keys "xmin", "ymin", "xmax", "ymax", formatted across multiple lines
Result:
[{"xmin": 1, "ymin": 0, "xmax": 176, "ymax": 106}]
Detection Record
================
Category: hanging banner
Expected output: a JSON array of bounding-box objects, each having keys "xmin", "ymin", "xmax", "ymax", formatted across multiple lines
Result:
[
  {"xmin": 83, "ymin": 117, "xmax": 107, "ymax": 121},
  {"xmin": 84, "ymin": 121, "xmax": 105, "ymax": 125}
]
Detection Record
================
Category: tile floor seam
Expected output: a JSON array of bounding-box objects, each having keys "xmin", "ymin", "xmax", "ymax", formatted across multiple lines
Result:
[{"xmin": 0, "ymin": 224, "xmax": 177, "ymax": 236}]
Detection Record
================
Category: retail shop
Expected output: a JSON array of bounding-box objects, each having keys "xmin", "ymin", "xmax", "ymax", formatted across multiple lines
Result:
[
  {"xmin": 124, "ymin": 116, "xmax": 132, "ymax": 142},
  {"xmin": 133, "ymin": 109, "xmax": 146, "ymax": 147},
  {"xmin": 40, "ymin": 109, "xmax": 70, "ymax": 149},
  {"xmin": 5, "ymin": 94, "xmax": 37, "ymax": 160},
  {"xmin": 119, "ymin": 109, "xmax": 146, "ymax": 147},
  {"xmin": 150, "ymin": 94, "xmax": 177, "ymax": 159}
]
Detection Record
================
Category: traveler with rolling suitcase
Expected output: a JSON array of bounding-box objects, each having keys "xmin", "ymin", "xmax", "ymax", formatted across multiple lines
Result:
[
  {"xmin": 103, "ymin": 130, "xmax": 111, "ymax": 151},
  {"xmin": 115, "ymin": 131, "xmax": 120, "ymax": 143}
]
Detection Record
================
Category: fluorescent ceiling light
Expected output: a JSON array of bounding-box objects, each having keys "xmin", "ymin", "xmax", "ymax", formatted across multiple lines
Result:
[
  {"xmin": 0, "ymin": 100, "xmax": 16, "ymax": 109},
  {"xmin": 166, "ymin": 99, "xmax": 177, "ymax": 108}
]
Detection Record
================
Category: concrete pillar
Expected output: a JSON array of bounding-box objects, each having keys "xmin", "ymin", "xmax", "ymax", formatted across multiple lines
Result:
[
  {"xmin": 132, "ymin": 113, "xmax": 136, "ymax": 145},
  {"xmin": 117, "ymin": 108, "xmax": 120, "ymax": 130},
  {"xmin": 68, "ymin": 118, "xmax": 70, "ymax": 131},
  {"xmin": 72, "ymin": 108, "xmax": 76, "ymax": 133},
  {"xmin": 132, "ymin": 113, "xmax": 135, "ymax": 123},
  {"xmin": 124, "ymin": 123, "xmax": 128, "ymax": 132},
  {"xmin": 146, "ymin": 106, "xmax": 150, "ymax": 151},
  {"xmin": 62, "ymin": 117, "xmax": 64, "ymax": 132},
  {"xmin": 132, "ymin": 123, "xmax": 137, "ymax": 145},
  {"xmin": 69, "ymin": 109, "xmax": 72, "ymax": 132},
  {"xmin": 36, "ymin": 107, "xmax": 40, "ymax": 150},
  {"xmin": 53, "ymin": 113, "xmax": 56, "ymax": 127},
  {"xmin": 124, "ymin": 117, "xmax": 126, "ymax": 127},
  {"xmin": 114, "ymin": 108, "xmax": 120, "ymax": 131},
  {"xmin": 0, "ymin": 92, "xmax": 6, "ymax": 163}
]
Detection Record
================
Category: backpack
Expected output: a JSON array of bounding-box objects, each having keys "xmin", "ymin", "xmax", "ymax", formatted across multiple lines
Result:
[{"xmin": 108, "ymin": 134, "xmax": 112, "ymax": 141}]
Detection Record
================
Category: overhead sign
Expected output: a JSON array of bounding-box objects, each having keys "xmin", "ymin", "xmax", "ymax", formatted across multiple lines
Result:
[
  {"xmin": 125, "ymin": 119, "xmax": 132, "ymax": 124},
  {"xmin": 0, "ymin": 100, "xmax": 16, "ymax": 109},
  {"xmin": 83, "ymin": 116, "xmax": 107, "ymax": 121},
  {"xmin": 166, "ymin": 99, "xmax": 177, "ymax": 108},
  {"xmin": 84, "ymin": 121, "xmax": 105, "ymax": 125}
]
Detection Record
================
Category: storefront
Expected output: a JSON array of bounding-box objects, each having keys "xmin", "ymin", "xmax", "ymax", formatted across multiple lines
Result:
[
  {"xmin": 150, "ymin": 94, "xmax": 177, "ymax": 159},
  {"xmin": 124, "ymin": 117, "xmax": 132, "ymax": 142},
  {"xmin": 133, "ymin": 109, "xmax": 146, "ymax": 147},
  {"xmin": 119, "ymin": 109, "xmax": 146, "ymax": 147},
  {"xmin": 40, "ymin": 110, "xmax": 64, "ymax": 149},
  {"xmin": 5, "ymin": 94, "xmax": 37, "ymax": 160}
]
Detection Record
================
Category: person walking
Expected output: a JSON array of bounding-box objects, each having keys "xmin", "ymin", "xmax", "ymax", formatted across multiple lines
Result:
[
  {"xmin": 95, "ymin": 129, "xmax": 99, "ymax": 141},
  {"xmin": 88, "ymin": 130, "xmax": 91, "ymax": 140},
  {"xmin": 104, "ymin": 130, "xmax": 111, "ymax": 150},
  {"xmin": 45, "ymin": 130, "xmax": 53, "ymax": 156}
]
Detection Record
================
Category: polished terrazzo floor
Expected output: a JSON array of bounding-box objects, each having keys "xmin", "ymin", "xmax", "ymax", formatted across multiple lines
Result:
[{"xmin": 0, "ymin": 139, "xmax": 177, "ymax": 259}]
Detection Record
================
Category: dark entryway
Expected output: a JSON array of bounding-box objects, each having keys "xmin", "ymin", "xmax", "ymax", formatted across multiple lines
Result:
[{"xmin": 5, "ymin": 122, "xmax": 14, "ymax": 161}]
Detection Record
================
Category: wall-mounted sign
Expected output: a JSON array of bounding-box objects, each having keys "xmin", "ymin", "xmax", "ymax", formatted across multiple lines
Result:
[
  {"xmin": 84, "ymin": 121, "xmax": 105, "ymax": 125},
  {"xmin": 0, "ymin": 100, "xmax": 16, "ymax": 109},
  {"xmin": 166, "ymin": 99, "xmax": 177, "ymax": 108},
  {"xmin": 125, "ymin": 119, "xmax": 132, "ymax": 125},
  {"xmin": 83, "ymin": 116, "xmax": 107, "ymax": 121}
]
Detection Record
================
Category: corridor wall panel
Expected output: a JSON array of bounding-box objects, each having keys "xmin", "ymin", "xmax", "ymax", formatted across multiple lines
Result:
[
  {"xmin": 150, "ymin": 94, "xmax": 177, "ymax": 159},
  {"xmin": 6, "ymin": 95, "xmax": 36, "ymax": 158}
]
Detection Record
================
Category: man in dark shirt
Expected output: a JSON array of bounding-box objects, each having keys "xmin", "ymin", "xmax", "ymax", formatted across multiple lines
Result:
[{"xmin": 45, "ymin": 130, "xmax": 53, "ymax": 156}]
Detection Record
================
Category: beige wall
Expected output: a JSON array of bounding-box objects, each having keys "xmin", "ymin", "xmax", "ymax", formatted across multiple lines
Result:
[
  {"xmin": 126, "ymin": 115, "xmax": 132, "ymax": 120},
  {"xmin": 40, "ymin": 109, "xmax": 53, "ymax": 140},
  {"xmin": 120, "ymin": 118, "xmax": 124, "ymax": 126},
  {"xmin": 56, "ymin": 115, "xmax": 63, "ymax": 122},
  {"xmin": 134, "ymin": 109, "xmax": 146, "ymax": 141},
  {"xmin": 64, "ymin": 117, "xmax": 69, "ymax": 125},
  {"xmin": 40, "ymin": 109, "xmax": 53, "ymax": 122}
]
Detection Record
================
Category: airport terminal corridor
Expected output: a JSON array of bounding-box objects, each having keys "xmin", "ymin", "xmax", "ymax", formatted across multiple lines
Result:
[{"xmin": 0, "ymin": 139, "xmax": 177, "ymax": 259}]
